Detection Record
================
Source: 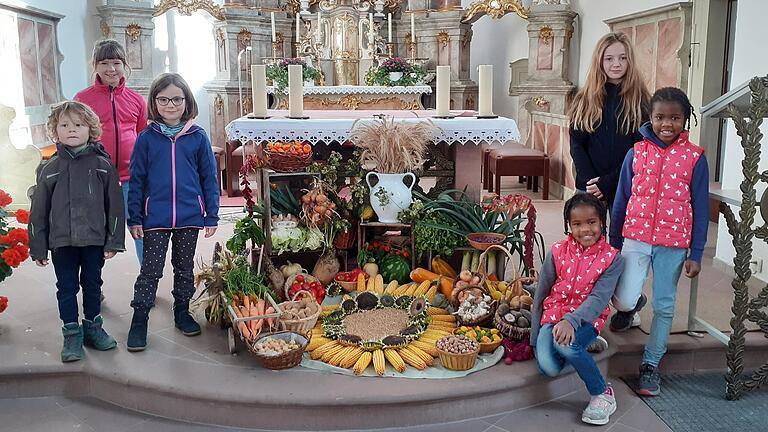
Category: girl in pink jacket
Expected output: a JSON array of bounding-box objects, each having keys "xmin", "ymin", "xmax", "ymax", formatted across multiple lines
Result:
[{"xmin": 75, "ymin": 40, "xmax": 147, "ymax": 264}]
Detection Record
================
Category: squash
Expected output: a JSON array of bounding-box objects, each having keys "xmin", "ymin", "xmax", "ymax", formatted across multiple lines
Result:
[{"xmin": 410, "ymin": 267, "xmax": 441, "ymax": 283}]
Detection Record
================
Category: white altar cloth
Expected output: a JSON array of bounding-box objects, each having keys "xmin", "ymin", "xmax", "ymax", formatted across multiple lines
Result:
[{"xmin": 266, "ymin": 85, "xmax": 432, "ymax": 95}]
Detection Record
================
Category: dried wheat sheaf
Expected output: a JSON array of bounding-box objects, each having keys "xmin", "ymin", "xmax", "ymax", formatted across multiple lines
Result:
[{"xmin": 349, "ymin": 117, "xmax": 435, "ymax": 174}]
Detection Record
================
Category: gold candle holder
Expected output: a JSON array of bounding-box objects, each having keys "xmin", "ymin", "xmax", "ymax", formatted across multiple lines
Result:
[
  {"xmin": 386, "ymin": 42, "xmax": 395, "ymax": 58},
  {"xmin": 272, "ymin": 41, "xmax": 281, "ymax": 59},
  {"xmin": 408, "ymin": 41, "xmax": 417, "ymax": 61}
]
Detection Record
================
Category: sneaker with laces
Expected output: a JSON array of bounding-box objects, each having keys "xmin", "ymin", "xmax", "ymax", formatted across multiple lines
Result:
[
  {"xmin": 587, "ymin": 335, "xmax": 608, "ymax": 353},
  {"xmin": 610, "ymin": 293, "xmax": 647, "ymax": 332},
  {"xmin": 582, "ymin": 385, "xmax": 617, "ymax": 425},
  {"xmin": 637, "ymin": 363, "xmax": 660, "ymax": 396}
]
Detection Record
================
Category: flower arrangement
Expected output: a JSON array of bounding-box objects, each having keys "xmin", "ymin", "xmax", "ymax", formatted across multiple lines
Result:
[
  {"xmin": 365, "ymin": 57, "xmax": 427, "ymax": 87},
  {"xmin": 0, "ymin": 189, "xmax": 30, "ymax": 313},
  {"xmin": 266, "ymin": 58, "xmax": 323, "ymax": 96}
]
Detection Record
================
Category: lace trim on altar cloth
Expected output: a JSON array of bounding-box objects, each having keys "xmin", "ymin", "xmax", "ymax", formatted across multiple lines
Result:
[{"xmin": 266, "ymin": 85, "xmax": 433, "ymax": 95}]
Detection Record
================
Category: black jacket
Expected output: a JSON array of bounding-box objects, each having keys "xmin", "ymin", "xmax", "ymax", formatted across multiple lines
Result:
[
  {"xmin": 29, "ymin": 142, "xmax": 125, "ymax": 260},
  {"xmin": 569, "ymin": 82, "xmax": 646, "ymax": 205}
]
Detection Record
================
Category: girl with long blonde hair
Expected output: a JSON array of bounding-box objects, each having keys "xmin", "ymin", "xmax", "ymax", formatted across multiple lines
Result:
[{"xmin": 568, "ymin": 32, "xmax": 650, "ymax": 209}]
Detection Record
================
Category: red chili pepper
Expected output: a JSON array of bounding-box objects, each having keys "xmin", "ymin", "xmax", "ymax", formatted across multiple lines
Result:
[{"xmin": 383, "ymin": 245, "xmax": 391, "ymax": 252}]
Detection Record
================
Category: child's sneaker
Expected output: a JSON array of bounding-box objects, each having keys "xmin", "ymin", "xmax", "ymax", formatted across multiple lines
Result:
[
  {"xmin": 581, "ymin": 385, "xmax": 617, "ymax": 425},
  {"xmin": 610, "ymin": 293, "xmax": 647, "ymax": 332},
  {"xmin": 82, "ymin": 315, "xmax": 117, "ymax": 351},
  {"xmin": 637, "ymin": 363, "xmax": 661, "ymax": 396},
  {"xmin": 587, "ymin": 336, "xmax": 608, "ymax": 353},
  {"xmin": 61, "ymin": 323, "xmax": 85, "ymax": 362}
]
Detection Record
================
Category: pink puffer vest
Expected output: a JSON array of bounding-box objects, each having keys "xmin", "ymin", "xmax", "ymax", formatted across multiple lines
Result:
[
  {"xmin": 541, "ymin": 236, "xmax": 617, "ymax": 332},
  {"xmin": 623, "ymin": 132, "xmax": 702, "ymax": 248}
]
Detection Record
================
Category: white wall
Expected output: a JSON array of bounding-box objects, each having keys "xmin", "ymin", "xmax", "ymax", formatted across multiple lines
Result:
[{"xmin": 715, "ymin": 0, "xmax": 768, "ymax": 280}]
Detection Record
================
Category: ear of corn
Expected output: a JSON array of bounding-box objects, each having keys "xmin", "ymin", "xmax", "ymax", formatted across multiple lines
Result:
[
  {"xmin": 427, "ymin": 307, "xmax": 450, "ymax": 316},
  {"xmin": 413, "ymin": 280, "xmax": 431, "ymax": 296},
  {"xmin": 321, "ymin": 343, "xmax": 348, "ymax": 363},
  {"xmin": 366, "ymin": 275, "xmax": 375, "ymax": 292},
  {"xmin": 340, "ymin": 348, "xmax": 365, "ymax": 369},
  {"xmin": 384, "ymin": 280, "xmax": 399, "ymax": 294},
  {"xmin": 374, "ymin": 275, "xmax": 385, "ymax": 294},
  {"xmin": 329, "ymin": 346, "xmax": 354, "ymax": 366},
  {"xmin": 410, "ymin": 340, "xmax": 439, "ymax": 357},
  {"xmin": 357, "ymin": 273, "xmax": 366, "ymax": 292},
  {"xmin": 423, "ymin": 329, "xmax": 452, "ymax": 338},
  {"xmin": 306, "ymin": 336, "xmax": 332, "ymax": 352},
  {"xmin": 403, "ymin": 345, "xmax": 434, "ymax": 366},
  {"xmin": 383, "ymin": 348, "xmax": 407, "ymax": 373},
  {"xmin": 393, "ymin": 283, "xmax": 410, "ymax": 296},
  {"xmin": 397, "ymin": 347, "xmax": 427, "ymax": 369},
  {"xmin": 310, "ymin": 341, "xmax": 340, "ymax": 360},
  {"xmin": 403, "ymin": 283, "xmax": 418, "ymax": 296},
  {"xmin": 352, "ymin": 351, "xmax": 373, "ymax": 375},
  {"xmin": 431, "ymin": 315, "xmax": 457, "ymax": 323},
  {"xmin": 372, "ymin": 349, "xmax": 386, "ymax": 376},
  {"xmin": 425, "ymin": 286, "xmax": 437, "ymax": 302}
]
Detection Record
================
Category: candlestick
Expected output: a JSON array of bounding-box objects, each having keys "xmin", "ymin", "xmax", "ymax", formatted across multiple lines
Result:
[
  {"xmin": 271, "ymin": 12, "xmax": 276, "ymax": 42},
  {"xmin": 478, "ymin": 65, "xmax": 494, "ymax": 117},
  {"xmin": 436, "ymin": 65, "xmax": 450, "ymax": 116},
  {"xmin": 251, "ymin": 65, "xmax": 268, "ymax": 117},
  {"xmin": 410, "ymin": 13, "xmax": 415, "ymax": 43},
  {"xmin": 288, "ymin": 64, "xmax": 304, "ymax": 118},
  {"xmin": 387, "ymin": 13, "xmax": 392, "ymax": 43}
]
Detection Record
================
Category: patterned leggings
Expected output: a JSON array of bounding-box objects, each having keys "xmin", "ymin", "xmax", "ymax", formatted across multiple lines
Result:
[{"xmin": 131, "ymin": 228, "xmax": 199, "ymax": 311}]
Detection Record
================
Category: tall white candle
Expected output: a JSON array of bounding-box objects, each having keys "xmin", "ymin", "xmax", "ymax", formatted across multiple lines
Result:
[
  {"xmin": 251, "ymin": 65, "xmax": 268, "ymax": 117},
  {"xmin": 387, "ymin": 13, "xmax": 392, "ymax": 43},
  {"xmin": 436, "ymin": 65, "xmax": 450, "ymax": 116},
  {"xmin": 316, "ymin": 11, "xmax": 322, "ymax": 43},
  {"xmin": 288, "ymin": 64, "xmax": 304, "ymax": 118},
  {"xmin": 296, "ymin": 15, "xmax": 301, "ymax": 41},
  {"xmin": 478, "ymin": 64, "xmax": 493, "ymax": 117},
  {"xmin": 410, "ymin": 13, "xmax": 415, "ymax": 43},
  {"xmin": 368, "ymin": 13, "xmax": 375, "ymax": 44},
  {"xmin": 271, "ymin": 12, "xmax": 276, "ymax": 42}
]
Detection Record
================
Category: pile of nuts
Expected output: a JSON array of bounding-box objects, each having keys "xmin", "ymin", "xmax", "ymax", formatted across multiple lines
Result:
[
  {"xmin": 436, "ymin": 334, "xmax": 479, "ymax": 354},
  {"xmin": 253, "ymin": 337, "xmax": 301, "ymax": 356},
  {"xmin": 281, "ymin": 297, "xmax": 318, "ymax": 320}
]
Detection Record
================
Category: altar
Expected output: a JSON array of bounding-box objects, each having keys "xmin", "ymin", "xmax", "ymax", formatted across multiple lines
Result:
[
  {"xmin": 225, "ymin": 109, "xmax": 521, "ymax": 201},
  {"xmin": 268, "ymin": 85, "xmax": 432, "ymax": 110}
]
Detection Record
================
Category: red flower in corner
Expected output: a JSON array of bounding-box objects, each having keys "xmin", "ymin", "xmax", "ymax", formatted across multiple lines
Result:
[
  {"xmin": 0, "ymin": 296, "xmax": 8, "ymax": 313},
  {"xmin": 6, "ymin": 228, "xmax": 28, "ymax": 246},
  {"xmin": 15, "ymin": 209, "xmax": 29, "ymax": 224},
  {"xmin": 1, "ymin": 247, "xmax": 24, "ymax": 268},
  {"xmin": 0, "ymin": 190, "xmax": 11, "ymax": 208}
]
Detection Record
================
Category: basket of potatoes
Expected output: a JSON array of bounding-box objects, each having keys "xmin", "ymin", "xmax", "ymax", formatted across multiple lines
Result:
[
  {"xmin": 494, "ymin": 294, "xmax": 533, "ymax": 342},
  {"xmin": 250, "ymin": 330, "xmax": 309, "ymax": 370},
  {"xmin": 278, "ymin": 291, "xmax": 321, "ymax": 334}
]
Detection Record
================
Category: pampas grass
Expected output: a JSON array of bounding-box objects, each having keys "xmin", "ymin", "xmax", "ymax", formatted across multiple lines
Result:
[{"xmin": 349, "ymin": 117, "xmax": 434, "ymax": 174}]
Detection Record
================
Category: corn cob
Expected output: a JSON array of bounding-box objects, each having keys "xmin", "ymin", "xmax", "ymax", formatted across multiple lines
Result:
[
  {"xmin": 403, "ymin": 345, "xmax": 434, "ymax": 366},
  {"xmin": 398, "ymin": 346, "xmax": 427, "ymax": 369},
  {"xmin": 413, "ymin": 280, "xmax": 431, "ymax": 296},
  {"xmin": 383, "ymin": 348, "xmax": 407, "ymax": 373},
  {"xmin": 392, "ymin": 283, "xmax": 409, "ymax": 296},
  {"xmin": 329, "ymin": 346, "xmax": 355, "ymax": 367},
  {"xmin": 306, "ymin": 336, "xmax": 332, "ymax": 352},
  {"xmin": 425, "ymin": 286, "xmax": 437, "ymax": 302},
  {"xmin": 427, "ymin": 307, "xmax": 450, "ymax": 316},
  {"xmin": 427, "ymin": 322, "xmax": 456, "ymax": 331},
  {"xmin": 423, "ymin": 329, "xmax": 453, "ymax": 338},
  {"xmin": 366, "ymin": 275, "xmax": 376, "ymax": 292},
  {"xmin": 357, "ymin": 273, "xmax": 366, "ymax": 292},
  {"xmin": 321, "ymin": 304, "xmax": 339, "ymax": 313},
  {"xmin": 384, "ymin": 280, "xmax": 399, "ymax": 294},
  {"xmin": 374, "ymin": 275, "xmax": 385, "ymax": 294},
  {"xmin": 430, "ymin": 314, "xmax": 457, "ymax": 323},
  {"xmin": 352, "ymin": 351, "xmax": 373, "ymax": 375},
  {"xmin": 321, "ymin": 343, "xmax": 348, "ymax": 363},
  {"xmin": 372, "ymin": 349, "xmax": 386, "ymax": 376},
  {"xmin": 417, "ymin": 336, "xmax": 441, "ymax": 345},
  {"xmin": 340, "ymin": 347, "xmax": 365, "ymax": 369},
  {"xmin": 403, "ymin": 283, "xmax": 418, "ymax": 296},
  {"xmin": 310, "ymin": 341, "xmax": 340, "ymax": 360},
  {"xmin": 410, "ymin": 340, "xmax": 439, "ymax": 357}
]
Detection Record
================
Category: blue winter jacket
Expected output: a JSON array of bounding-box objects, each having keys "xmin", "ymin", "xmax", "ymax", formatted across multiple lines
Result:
[{"xmin": 127, "ymin": 121, "xmax": 220, "ymax": 230}]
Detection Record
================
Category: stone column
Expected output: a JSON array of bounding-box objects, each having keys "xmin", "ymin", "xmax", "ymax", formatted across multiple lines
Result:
[
  {"xmin": 509, "ymin": 2, "xmax": 576, "ymax": 142},
  {"xmin": 97, "ymin": 0, "xmax": 156, "ymax": 96}
]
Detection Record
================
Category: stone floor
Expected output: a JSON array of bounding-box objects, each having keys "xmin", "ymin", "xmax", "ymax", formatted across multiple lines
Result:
[{"xmin": 0, "ymin": 180, "xmax": 760, "ymax": 431}]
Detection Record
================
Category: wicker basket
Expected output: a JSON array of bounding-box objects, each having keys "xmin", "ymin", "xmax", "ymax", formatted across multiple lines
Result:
[
  {"xmin": 250, "ymin": 330, "xmax": 309, "ymax": 370},
  {"xmin": 493, "ymin": 302, "xmax": 531, "ymax": 342},
  {"xmin": 283, "ymin": 272, "xmax": 319, "ymax": 300},
  {"xmin": 265, "ymin": 148, "xmax": 312, "ymax": 173},
  {"xmin": 466, "ymin": 232, "xmax": 507, "ymax": 251},
  {"xmin": 452, "ymin": 328, "xmax": 503, "ymax": 354},
  {"xmin": 436, "ymin": 344, "xmax": 480, "ymax": 371},
  {"xmin": 278, "ymin": 291, "xmax": 321, "ymax": 334},
  {"xmin": 452, "ymin": 284, "xmax": 496, "ymax": 327}
]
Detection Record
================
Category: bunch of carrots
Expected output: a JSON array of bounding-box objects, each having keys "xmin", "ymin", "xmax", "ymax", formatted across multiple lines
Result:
[{"xmin": 230, "ymin": 293, "xmax": 276, "ymax": 342}]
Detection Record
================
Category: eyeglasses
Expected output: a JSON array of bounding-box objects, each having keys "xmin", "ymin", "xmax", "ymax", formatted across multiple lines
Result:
[{"xmin": 156, "ymin": 97, "xmax": 185, "ymax": 107}]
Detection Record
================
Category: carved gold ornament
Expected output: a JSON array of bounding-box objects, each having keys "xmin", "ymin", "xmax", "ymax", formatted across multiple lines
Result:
[
  {"xmin": 275, "ymin": 31, "xmax": 285, "ymax": 45},
  {"xmin": 154, "ymin": 0, "xmax": 226, "ymax": 21},
  {"xmin": 125, "ymin": 23, "xmax": 142, "ymax": 42},
  {"xmin": 304, "ymin": 95, "xmax": 421, "ymax": 110},
  {"xmin": 539, "ymin": 26, "xmax": 553, "ymax": 45},
  {"xmin": 461, "ymin": 0, "xmax": 528, "ymax": 23},
  {"xmin": 532, "ymin": 96, "xmax": 549, "ymax": 107},
  {"xmin": 100, "ymin": 19, "xmax": 110, "ymax": 38},
  {"xmin": 237, "ymin": 28, "xmax": 252, "ymax": 49},
  {"xmin": 437, "ymin": 32, "xmax": 450, "ymax": 48}
]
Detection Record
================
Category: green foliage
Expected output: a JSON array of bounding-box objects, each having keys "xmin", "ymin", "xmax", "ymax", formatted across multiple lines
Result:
[
  {"xmin": 226, "ymin": 204, "xmax": 265, "ymax": 255},
  {"xmin": 266, "ymin": 58, "xmax": 322, "ymax": 96},
  {"xmin": 365, "ymin": 57, "xmax": 427, "ymax": 87}
]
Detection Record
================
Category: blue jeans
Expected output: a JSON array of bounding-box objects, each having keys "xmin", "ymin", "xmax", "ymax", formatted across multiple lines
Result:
[
  {"xmin": 51, "ymin": 246, "xmax": 105, "ymax": 324},
  {"xmin": 612, "ymin": 238, "xmax": 687, "ymax": 367},
  {"xmin": 121, "ymin": 182, "xmax": 143, "ymax": 265},
  {"xmin": 536, "ymin": 323, "xmax": 606, "ymax": 396}
]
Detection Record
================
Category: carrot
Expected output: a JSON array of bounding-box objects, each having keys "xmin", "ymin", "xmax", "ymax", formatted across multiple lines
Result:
[
  {"xmin": 264, "ymin": 306, "xmax": 275, "ymax": 327},
  {"xmin": 232, "ymin": 303, "xmax": 252, "ymax": 340},
  {"xmin": 253, "ymin": 299, "xmax": 266, "ymax": 333},
  {"xmin": 243, "ymin": 295, "xmax": 252, "ymax": 313}
]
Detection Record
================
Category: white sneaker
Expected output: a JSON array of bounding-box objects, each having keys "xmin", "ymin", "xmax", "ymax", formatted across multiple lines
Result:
[
  {"xmin": 582, "ymin": 385, "xmax": 617, "ymax": 425},
  {"xmin": 631, "ymin": 313, "xmax": 641, "ymax": 328},
  {"xmin": 587, "ymin": 336, "xmax": 608, "ymax": 353}
]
